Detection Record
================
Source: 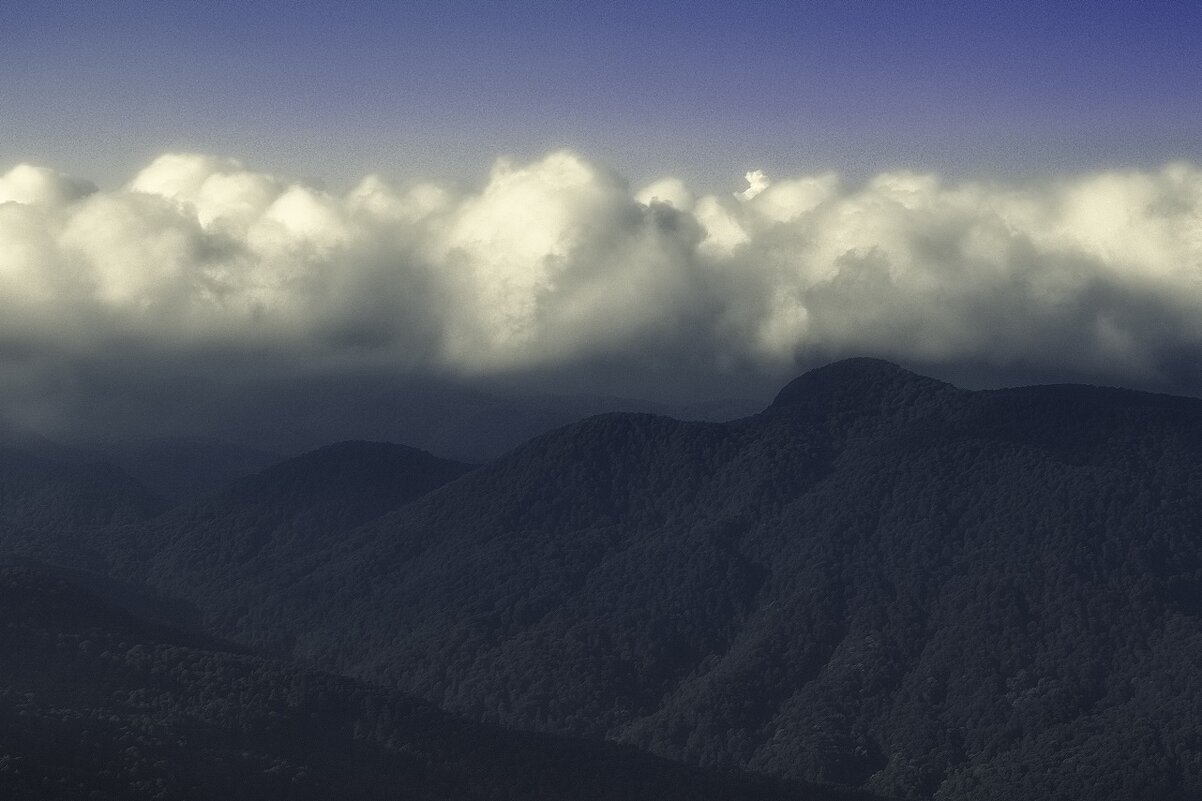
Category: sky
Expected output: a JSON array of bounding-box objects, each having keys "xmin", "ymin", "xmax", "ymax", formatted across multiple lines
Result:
[
  {"xmin": 2, "ymin": 0, "xmax": 1202, "ymax": 438},
  {"xmin": 6, "ymin": 1, "xmax": 1201, "ymax": 188}
]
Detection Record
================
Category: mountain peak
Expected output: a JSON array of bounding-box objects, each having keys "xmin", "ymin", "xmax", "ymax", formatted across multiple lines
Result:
[{"xmin": 767, "ymin": 357, "xmax": 956, "ymax": 414}]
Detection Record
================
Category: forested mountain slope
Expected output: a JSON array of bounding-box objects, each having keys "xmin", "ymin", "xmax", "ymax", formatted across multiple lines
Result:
[
  {"xmin": 105, "ymin": 358, "xmax": 1202, "ymax": 801},
  {"xmin": 0, "ymin": 447, "xmax": 166, "ymax": 530},
  {"xmin": 104, "ymin": 442, "xmax": 474, "ymax": 640},
  {"xmin": 0, "ymin": 563, "xmax": 878, "ymax": 801}
]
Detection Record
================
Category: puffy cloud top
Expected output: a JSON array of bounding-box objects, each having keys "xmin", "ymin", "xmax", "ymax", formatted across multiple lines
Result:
[
  {"xmin": 0, "ymin": 164, "xmax": 95, "ymax": 206},
  {"xmin": 1, "ymin": 151, "xmax": 1202, "ymax": 412}
]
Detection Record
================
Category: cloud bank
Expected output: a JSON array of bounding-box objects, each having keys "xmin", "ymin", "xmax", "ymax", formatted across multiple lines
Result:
[{"xmin": 2, "ymin": 150, "xmax": 1202, "ymax": 431}]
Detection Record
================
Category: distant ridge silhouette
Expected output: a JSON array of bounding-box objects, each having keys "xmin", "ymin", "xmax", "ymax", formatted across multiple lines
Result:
[{"xmin": 768, "ymin": 357, "xmax": 958, "ymax": 413}]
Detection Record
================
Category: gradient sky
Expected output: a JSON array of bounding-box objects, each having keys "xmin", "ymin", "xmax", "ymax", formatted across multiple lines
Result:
[
  {"xmin": 5, "ymin": 1, "xmax": 1200, "ymax": 190},
  {"xmin": 3, "ymin": 1, "xmax": 1202, "ymax": 438}
]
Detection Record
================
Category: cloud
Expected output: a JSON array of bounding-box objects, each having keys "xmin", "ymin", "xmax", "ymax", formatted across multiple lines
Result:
[
  {"xmin": 735, "ymin": 170, "xmax": 770, "ymax": 202},
  {"xmin": 0, "ymin": 164, "xmax": 95, "ymax": 206},
  {"xmin": 1, "ymin": 150, "xmax": 1202, "ymax": 434}
]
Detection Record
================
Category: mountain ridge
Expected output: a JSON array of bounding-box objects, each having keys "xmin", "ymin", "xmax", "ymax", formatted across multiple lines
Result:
[
  {"xmin": 162, "ymin": 358, "xmax": 1202, "ymax": 800},
  {"xmin": 6, "ymin": 358, "xmax": 1202, "ymax": 799}
]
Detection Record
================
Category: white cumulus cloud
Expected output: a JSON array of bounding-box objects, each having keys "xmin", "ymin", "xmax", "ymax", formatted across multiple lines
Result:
[{"xmin": 1, "ymin": 149, "xmax": 1202, "ymax": 425}]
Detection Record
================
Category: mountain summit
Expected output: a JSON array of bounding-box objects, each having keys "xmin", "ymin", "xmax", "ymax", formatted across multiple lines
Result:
[{"xmin": 768, "ymin": 357, "xmax": 957, "ymax": 415}]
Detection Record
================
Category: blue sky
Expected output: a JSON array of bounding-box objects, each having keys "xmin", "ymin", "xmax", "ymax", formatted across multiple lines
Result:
[{"xmin": 5, "ymin": 1, "xmax": 1199, "ymax": 189}]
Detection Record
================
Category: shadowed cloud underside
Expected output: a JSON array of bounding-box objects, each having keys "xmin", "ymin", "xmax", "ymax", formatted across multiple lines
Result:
[{"xmin": 1, "ymin": 150, "xmax": 1202, "ymax": 433}]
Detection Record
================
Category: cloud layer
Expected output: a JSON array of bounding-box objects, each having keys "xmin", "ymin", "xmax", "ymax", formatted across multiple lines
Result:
[{"xmin": 2, "ymin": 150, "xmax": 1202, "ymax": 429}]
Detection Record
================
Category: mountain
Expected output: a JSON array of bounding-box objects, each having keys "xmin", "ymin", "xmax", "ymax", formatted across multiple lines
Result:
[
  {"xmin": 0, "ymin": 424, "xmax": 281, "ymax": 506},
  {"xmin": 0, "ymin": 562, "xmax": 880, "ymax": 801},
  {"xmin": 79, "ymin": 436, "xmax": 285, "ymax": 504},
  {"xmin": 96, "ymin": 442, "xmax": 474, "ymax": 646},
  {"xmin": 0, "ymin": 446, "xmax": 168, "ymax": 576},
  {"xmin": 95, "ymin": 358, "xmax": 1202, "ymax": 800},
  {"xmin": 101, "ymin": 372, "xmax": 762, "ymax": 462},
  {"xmin": 0, "ymin": 447, "xmax": 167, "ymax": 530},
  {"xmin": 218, "ymin": 440, "xmax": 475, "ymax": 515}
]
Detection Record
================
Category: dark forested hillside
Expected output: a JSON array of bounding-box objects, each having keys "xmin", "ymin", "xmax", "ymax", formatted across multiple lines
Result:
[
  {"xmin": 8, "ymin": 358, "xmax": 1202, "ymax": 799},
  {"xmin": 0, "ymin": 448, "xmax": 166, "ymax": 530},
  {"xmin": 0, "ymin": 563, "xmax": 877, "ymax": 801},
  {"xmin": 95, "ymin": 358, "xmax": 1202, "ymax": 801},
  {"xmin": 101, "ymin": 442, "xmax": 474, "ymax": 642}
]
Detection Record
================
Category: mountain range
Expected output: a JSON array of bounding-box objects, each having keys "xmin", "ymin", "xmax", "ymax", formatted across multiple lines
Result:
[{"xmin": 3, "ymin": 358, "xmax": 1202, "ymax": 799}]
